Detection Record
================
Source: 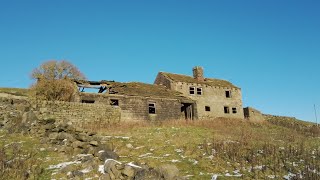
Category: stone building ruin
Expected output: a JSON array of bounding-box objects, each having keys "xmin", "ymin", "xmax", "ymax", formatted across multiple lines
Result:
[{"xmin": 74, "ymin": 66, "xmax": 260, "ymax": 121}]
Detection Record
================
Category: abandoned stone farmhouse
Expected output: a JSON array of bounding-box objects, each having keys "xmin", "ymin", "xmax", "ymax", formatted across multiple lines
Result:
[{"xmin": 74, "ymin": 67, "xmax": 248, "ymax": 121}]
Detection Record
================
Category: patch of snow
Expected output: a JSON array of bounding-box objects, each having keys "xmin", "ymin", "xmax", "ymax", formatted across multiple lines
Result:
[
  {"xmin": 175, "ymin": 149, "xmax": 183, "ymax": 153},
  {"xmin": 98, "ymin": 165, "xmax": 105, "ymax": 174},
  {"xmin": 188, "ymin": 159, "xmax": 198, "ymax": 165},
  {"xmin": 115, "ymin": 136, "xmax": 130, "ymax": 140},
  {"xmin": 233, "ymin": 170, "xmax": 240, "ymax": 174},
  {"xmin": 211, "ymin": 174, "xmax": 218, "ymax": 180},
  {"xmin": 163, "ymin": 154, "xmax": 171, "ymax": 157},
  {"xmin": 77, "ymin": 154, "xmax": 92, "ymax": 157},
  {"xmin": 149, "ymin": 148, "xmax": 155, "ymax": 152},
  {"xmin": 80, "ymin": 167, "xmax": 92, "ymax": 174},
  {"xmin": 138, "ymin": 153, "xmax": 153, "ymax": 158},
  {"xmin": 105, "ymin": 159, "xmax": 122, "ymax": 165},
  {"xmin": 253, "ymin": 165, "xmax": 264, "ymax": 170},
  {"xmin": 207, "ymin": 155, "xmax": 214, "ymax": 160},
  {"xmin": 170, "ymin": 159, "xmax": 181, "ymax": 163},
  {"xmin": 127, "ymin": 162, "xmax": 142, "ymax": 169},
  {"xmin": 134, "ymin": 146, "xmax": 145, "ymax": 150},
  {"xmin": 47, "ymin": 161, "xmax": 81, "ymax": 170},
  {"xmin": 283, "ymin": 172, "xmax": 296, "ymax": 180},
  {"xmin": 98, "ymin": 150, "xmax": 105, "ymax": 153},
  {"xmin": 267, "ymin": 175, "xmax": 276, "ymax": 179},
  {"xmin": 225, "ymin": 173, "xmax": 242, "ymax": 177}
]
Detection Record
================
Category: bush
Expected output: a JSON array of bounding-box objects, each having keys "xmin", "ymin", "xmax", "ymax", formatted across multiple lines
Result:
[{"xmin": 30, "ymin": 60, "xmax": 86, "ymax": 101}]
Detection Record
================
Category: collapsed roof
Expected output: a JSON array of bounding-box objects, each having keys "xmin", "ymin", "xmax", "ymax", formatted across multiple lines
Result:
[
  {"xmin": 75, "ymin": 80, "xmax": 194, "ymax": 102},
  {"xmin": 159, "ymin": 72, "xmax": 239, "ymax": 89}
]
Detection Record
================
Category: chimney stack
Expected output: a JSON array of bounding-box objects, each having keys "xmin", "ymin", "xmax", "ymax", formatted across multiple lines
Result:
[{"xmin": 193, "ymin": 66, "xmax": 204, "ymax": 81}]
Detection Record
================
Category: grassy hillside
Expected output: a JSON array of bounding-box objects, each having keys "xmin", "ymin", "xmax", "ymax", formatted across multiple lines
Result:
[
  {"xmin": 81, "ymin": 117, "xmax": 320, "ymax": 179},
  {"xmin": 0, "ymin": 87, "xmax": 29, "ymax": 96},
  {"xmin": 1, "ymin": 116, "xmax": 319, "ymax": 179}
]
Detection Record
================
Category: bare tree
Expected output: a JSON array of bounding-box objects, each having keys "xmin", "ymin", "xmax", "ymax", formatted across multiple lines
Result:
[{"xmin": 30, "ymin": 60, "xmax": 86, "ymax": 101}]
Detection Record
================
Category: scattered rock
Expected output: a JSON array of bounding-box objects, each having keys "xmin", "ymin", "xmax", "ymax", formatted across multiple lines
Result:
[
  {"xmin": 122, "ymin": 165, "xmax": 136, "ymax": 178},
  {"xmin": 98, "ymin": 150, "xmax": 119, "ymax": 161},
  {"xmin": 157, "ymin": 164, "xmax": 180, "ymax": 180},
  {"xmin": 135, "ymin": 168, "xmax": 163, "ymax": 180},
  {"xmin": 104, "ymin": 159, "xmax": 122, "ymax": 179},
  {"xmin": 90, "ymin": 141, "xmax": 99, "ymax": 146},
  {"xmin": 21, "ymin": 111, "xmax": 38, "ymax": 124},
  {"xmin": 126, "ymin": 143, "xmax": 134, "ymax": 149},
  {"xmin": 76, "ymin": 132, "xmax": 89, "ymax": 142},
  {"xmin": 48, "ymin": 132, "xmax": 59, "ymax": 140},
  {"xmin": 72, "ymin": 141, "xmax": 85, "ymax": 149}
]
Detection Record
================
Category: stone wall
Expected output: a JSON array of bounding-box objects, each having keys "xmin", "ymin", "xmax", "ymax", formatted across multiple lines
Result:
[
  {"xmin": 78, "ymin": 93, "xmax": 183, "ymax": 121},
  {"xmin": 0, "ymin": 97, "xmax": 30, "ymax": 125},
  {"xmin": 32, "ymin": 100, "xmax": 121, "ymax": 126},
  {"xmin": 244, "ymin": 107, "xmax": 265, "ymax": 121},
  {"xmin": 0, "ymin": 96, "xmax": 121, "ymax": 127}
]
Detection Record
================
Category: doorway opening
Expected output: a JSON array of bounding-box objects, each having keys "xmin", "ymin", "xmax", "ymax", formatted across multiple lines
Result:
[{"xmin": 181, "ymin": 103, "xmax": 194, "ymax": 120}]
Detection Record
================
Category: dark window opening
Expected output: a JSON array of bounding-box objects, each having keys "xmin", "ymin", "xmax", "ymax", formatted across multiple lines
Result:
[
  {"xmin": 82, "ymin": 100, "xmax": 95, "ymax": 104},
  {"xmin": 205, "ymin": 106, "xmax": 211, "ymax": 111},
  {"xmin": 189, "ymin": 87, "xmax": 195, "ymax": 95},
  {"xmin": 232, "ymin": 107, "xmax": 237, "ymax": 114},
  {"xmin": 224, "ymin": 106, "xmax": 230, "ymax": 114},
  {"xmin": 197, "ymin": 87, "xmax": 202, "ymax": 95},
  {"xmin": 149, "ymin": 103, "xmax": 156, "ymax": 114},
  {"xmin": 225, "ymin": 91, "xmax": 231, "ymax": 98},
  {"xmin": 110, "ymin": 99, "xmax": 119, "ymax": 106}
]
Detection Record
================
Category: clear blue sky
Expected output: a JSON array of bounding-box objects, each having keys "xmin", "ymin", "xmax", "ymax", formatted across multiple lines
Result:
[{"xmin": 0, "ymin": 0, "xmax": 319, "ymax": 122}]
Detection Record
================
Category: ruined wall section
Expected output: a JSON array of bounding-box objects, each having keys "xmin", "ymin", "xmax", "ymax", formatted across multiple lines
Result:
[
  {"xmin": 31, "ymin": 100, "xmax": 121, "ymax": 126},
  {"xmin": 0, "ymin": 96, "xmax": 121, "ymax": 127},
  {"xmin": 78, "ymin": 93, "xmax": 183, "ymax": 121},
  {"xmin": 244, "ymin": 107, "xmax": 265, "ymax": 121},
  {"xmin": 171, "ymin": 82, "xmax": 244, "ymax": 119},
  {"xmin": 154, "ymin": 73, "xmax": 172, "ymax": 89}
]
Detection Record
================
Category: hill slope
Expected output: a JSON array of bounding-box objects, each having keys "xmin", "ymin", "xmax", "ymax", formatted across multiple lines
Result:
[{"xmin": 83, "ymin": 117, "xmax": 320, "ymax": 179}]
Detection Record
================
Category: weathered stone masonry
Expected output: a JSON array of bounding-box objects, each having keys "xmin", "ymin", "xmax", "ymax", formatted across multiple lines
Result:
[
  {"xmin": 78, "ymin": 93, "xmax": 184, "ymax": 121},
  {"xmin": 32, "ymin": 100, "xmax": 121, "ymax": 125},
  {"xmin": 0, "ymin": 97, "xmax": 121, "ymax": 127}
]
